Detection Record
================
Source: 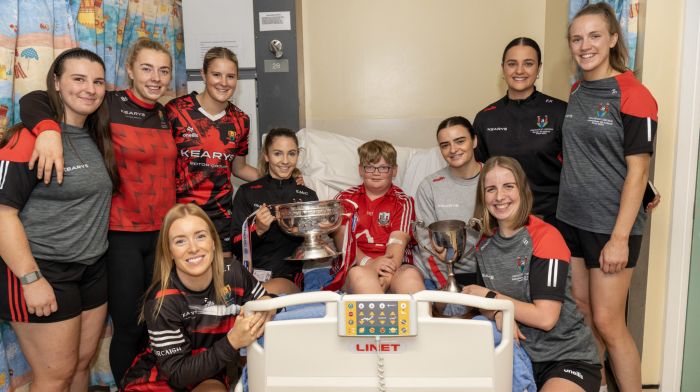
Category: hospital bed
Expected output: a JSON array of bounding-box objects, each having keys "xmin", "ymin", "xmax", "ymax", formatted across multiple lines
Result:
[{"xmin": 239, "ymin": 290, "xmax": 514, "ymax": 392}]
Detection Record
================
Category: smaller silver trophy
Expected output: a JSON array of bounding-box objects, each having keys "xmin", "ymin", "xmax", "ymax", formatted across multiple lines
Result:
[
  {"xmin": 274, "ymin": 200, "xmax": 345, "ymax": 260},
  {"xmin": 412, "ymin": 218, "xmax": 482, "ymax": 292}
]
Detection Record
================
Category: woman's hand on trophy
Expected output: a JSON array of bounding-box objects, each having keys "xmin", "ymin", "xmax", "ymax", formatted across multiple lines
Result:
[{"xmin": 255, "ymin": 204, "xmax": 276, "ymax": 236}]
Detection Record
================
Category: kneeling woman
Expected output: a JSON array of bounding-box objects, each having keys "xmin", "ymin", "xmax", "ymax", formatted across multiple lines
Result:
[
  {"xmin": 463, "ymin": 156, "xmax": 600, "ymax": 392},
  {"xmin": 231, "ymin": 128, "xmax": 318, "ymax": 294},
  {"xmin": 122, "ymin": 204, "xmax": 274, "ymax": 391}
]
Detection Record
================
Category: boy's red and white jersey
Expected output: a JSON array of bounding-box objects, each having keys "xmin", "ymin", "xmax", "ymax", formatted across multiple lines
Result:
[{"xmin": 336, "ymin": 184, "xmax": 415, "ymax": 261}]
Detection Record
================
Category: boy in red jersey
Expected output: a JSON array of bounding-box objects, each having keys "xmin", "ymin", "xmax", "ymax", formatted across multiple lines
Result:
[{"xmin": 335, "ymin": 140, "xmax": 425, "ymax": 294}]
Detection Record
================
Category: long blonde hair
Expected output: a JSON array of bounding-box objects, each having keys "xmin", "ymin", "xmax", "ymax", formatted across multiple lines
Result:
[{"xmin": 140, "ymin": 203, "xmax": 227, "ymax": 322}]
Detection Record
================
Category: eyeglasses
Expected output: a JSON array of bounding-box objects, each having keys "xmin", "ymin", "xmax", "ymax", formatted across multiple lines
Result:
[{"xmin": 363, "ymin": 165, "xmax": 393, "ymax": 173}]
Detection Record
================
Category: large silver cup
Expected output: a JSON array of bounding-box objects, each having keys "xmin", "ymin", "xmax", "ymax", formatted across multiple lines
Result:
[
  {"xmin": 274, "ymin": 200, "xmax": 345, "ymax": 260},
  {"xmin": 412, "ymin": 218, "xmax": 482, "ymax": 292}
]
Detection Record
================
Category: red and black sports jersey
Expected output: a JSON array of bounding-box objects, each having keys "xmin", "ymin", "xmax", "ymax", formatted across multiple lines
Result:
[
  {"xmin": 475, "ymin": 216, "xmax": 598, "ymax": 365},
  {"xmin": 121, "ymin": 259, "xmax": 266, "ymax": 391},
  {"xmin": 166, "ymin": 92, "xmax": 250, "ymax": 251},
  {"xmin": 335, "ymin": 184, "xmax": 415, "ymax": 262},
  {"xmin": 19, "ymin": 90, "xmax": 177, "ymax": 232},
  {"xmin": 473, "ymin": 90, "xmax": 567, "ymax": 220}
]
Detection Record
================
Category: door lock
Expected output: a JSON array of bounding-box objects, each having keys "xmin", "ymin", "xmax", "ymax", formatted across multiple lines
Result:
[{"xmin": 269, "ymin": 39, "xmax": 283, "ymax": 59}]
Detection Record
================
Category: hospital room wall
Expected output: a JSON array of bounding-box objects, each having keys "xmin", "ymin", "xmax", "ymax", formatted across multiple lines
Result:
[
  {"xmin": 637, "ymin": 0, "xmax": 683, "ymax": 386},
  {"xmin": 298, "ymin": 0, "xmax": 686, "ymax": 386},
  {"xmin": 299, "ymin": 0, "xmax": 562, "ymax": 148}
]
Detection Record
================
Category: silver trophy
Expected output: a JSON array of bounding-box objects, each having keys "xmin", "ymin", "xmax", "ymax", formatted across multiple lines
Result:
[
  {"xmin": 274, "ymin": 200, "xmax": 345, "ymax": 260},
  {"xmin": 412, "ymin": 218, "xmax": 482, "ymax": 292}
]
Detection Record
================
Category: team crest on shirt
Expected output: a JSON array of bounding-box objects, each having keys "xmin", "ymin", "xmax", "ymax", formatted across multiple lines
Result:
[
  {"xmin": 227, "ymin": 130, "xmax": 237, "ymax": 142},
  {"xmin": 596, "ymin": 103, "xmax": 610, "ymax": 118},
  {"xmin": 515, "ymin": 256, "xmax": 527, "ymax": 273},
  {"xmin": 378, "ymin": 212, "xmax": 391, "ymax": 226},
  {"xmin": 536, "ymin": 115, "xmax": 549, "ymax": 129}
]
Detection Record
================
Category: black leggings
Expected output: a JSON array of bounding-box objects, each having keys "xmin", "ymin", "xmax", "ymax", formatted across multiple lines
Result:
[{"xmin": 107, "ymin": 230, "xmax": 158, "ymax": 385}]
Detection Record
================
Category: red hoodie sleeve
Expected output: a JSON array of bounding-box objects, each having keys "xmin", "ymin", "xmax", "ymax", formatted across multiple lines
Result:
[{"xmin": 19, "ymin": 91, "xmax": 61, "ymax": 136}]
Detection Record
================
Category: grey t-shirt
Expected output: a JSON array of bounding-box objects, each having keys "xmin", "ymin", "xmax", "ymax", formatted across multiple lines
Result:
[
  {"xmin": 476, "ymin": 216, "xmax": 599, "ymax": 364},
  {"xmin": 414, "ymin": 166, "xmax": 479, "ymax": 284},
  {"xmin": 0, "ymin": 124, "xmax": 112, "ymax": 264},
  {"xmin": 557, "ymin": 71, "xmax": 657, "ymax": 235}
]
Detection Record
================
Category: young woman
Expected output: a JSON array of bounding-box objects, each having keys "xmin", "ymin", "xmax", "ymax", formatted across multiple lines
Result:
[
  {"xmin": 166, "ymin": 47, "xmax": 259, "ymax": 257},
  {"xmin": 557, "ymin": 4, "xmax": 658, "ymax": 390},
  {"xmin": 0, "ymin": 48, "xmax": 117, "ymax": 391},
  {"xmin": 463, "ymin": 156, "xmax": 600, "ymax": 392},
  {"xmin": 230, "ymin": 128, "xmax": 318, "ymax": 295},
  {"xmin": 19, "ymin": 38, "xmax": 177, "ymax": 383},
  {"xmin": 121, "ymin": 204, "xmax": 274, "ymax": 391},
  {"xmin": 473, "ymin": 37, "xmax": 567, "ymax": 224},
  {"xmin": 414, "ymin": 116, "xmax": 481, "ymax": 290}
]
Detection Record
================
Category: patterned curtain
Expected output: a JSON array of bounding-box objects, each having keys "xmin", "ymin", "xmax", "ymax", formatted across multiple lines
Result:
[
  {"xmin": 72, "ymin": 0, "xmax": 187, "ymax": 97},
  {"xmin": 0, "ymin": 0, "xmax": 77, "ymax": 133},
  {"xmin": 568, "ymin": 0, "xmax": 639, "ymax": 70},
  {"xmin": 0, "ymin": 0, "xmax": 186, "ymax": 133}
]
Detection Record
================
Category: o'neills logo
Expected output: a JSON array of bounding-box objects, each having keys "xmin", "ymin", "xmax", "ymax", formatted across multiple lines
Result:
[
  {"xmin": 355, "ymin": 343, "xmax": 401, "ymax": 353},
  {"xmin": 180, "ymin": 149, "xmax": 235, "ymax": 161},
  {"xmin": 563, "ymin": 368, "xmax": 584, "ymax": 380}
]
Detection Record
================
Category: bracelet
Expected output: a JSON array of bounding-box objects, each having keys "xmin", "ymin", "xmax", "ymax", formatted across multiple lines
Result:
[
  {"xmin": 359, "ymin": 256, "xmax": 371, "ymax": 266},
  {"xmin": 493, "ymin": 310, "xmax": 502, "ymax": 320},
  {"xmin": 485, "ymin": 290, "xmax": 498, "ymax": 299}
]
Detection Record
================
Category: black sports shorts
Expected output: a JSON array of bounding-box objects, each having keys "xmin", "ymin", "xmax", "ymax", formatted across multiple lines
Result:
[
  {"xmin": 0, "ymin": 255, "xmax": 107, "ymax": 323},
  {"xmin": 557, "ymin": 220, "xmax": 643, "ymax": 269}
]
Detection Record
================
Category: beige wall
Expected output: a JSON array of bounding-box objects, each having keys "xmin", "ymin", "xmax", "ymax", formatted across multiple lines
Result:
[
  {"xmin": 637, "ymin": 0, "xmax": 683, "ymax": 385},
  {"xmin": 542, "ymin": 0, "xmax": 573, "ymax": 101},
  {"xmin": 301, "ymin": 0, "xmax": 562, "ymax": 148}
]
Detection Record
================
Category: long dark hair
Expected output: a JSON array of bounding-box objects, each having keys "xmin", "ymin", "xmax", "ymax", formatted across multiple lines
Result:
[{"xmin": 1, "ymin": 48, "xmax": 119, "ymax": 190}]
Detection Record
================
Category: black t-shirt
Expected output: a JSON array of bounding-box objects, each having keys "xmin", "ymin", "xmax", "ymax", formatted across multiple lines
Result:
[
  {"xmin": 231, "ymin": 175, "xmax": 318, "ymax": 279},
  {"xmin": 473, "ymin": 90, "xmax": 567, "ymax": 219}
]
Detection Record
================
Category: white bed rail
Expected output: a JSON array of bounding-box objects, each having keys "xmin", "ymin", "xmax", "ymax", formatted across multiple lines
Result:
[{"xmin": 242, "ymin": 290, "xmax": 514, "ymax": 392}]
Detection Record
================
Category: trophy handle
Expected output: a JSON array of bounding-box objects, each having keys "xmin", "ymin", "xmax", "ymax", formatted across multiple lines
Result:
[
  {"xmin": 411, "ymin": 220, "xmax": 444, "ymax": 261},
  {"xmin": 267, "ymin": 204, "xmax": 278, "ymax": 218}
]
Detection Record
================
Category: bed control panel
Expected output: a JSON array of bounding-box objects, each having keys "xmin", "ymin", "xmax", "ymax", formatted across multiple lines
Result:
[{"xmin": 338, "ymin": 295, "xmax": 417, "ymax": 336}]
